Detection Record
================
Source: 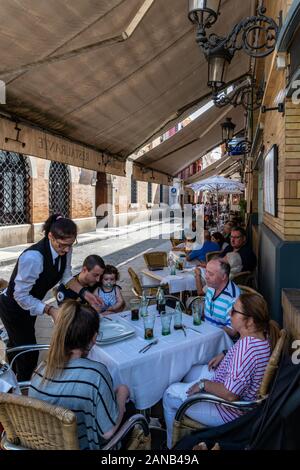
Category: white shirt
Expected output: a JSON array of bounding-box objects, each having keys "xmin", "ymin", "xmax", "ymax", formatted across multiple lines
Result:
[{"xmin": 6, "ymin": 243, "xmax": 73, "ymax": 316}]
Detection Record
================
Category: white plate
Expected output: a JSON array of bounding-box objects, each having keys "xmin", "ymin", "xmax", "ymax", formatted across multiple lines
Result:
[
  {"xmin": 96, "ymin": 331, "xmax": 135, "ymax": 346},
  {"xmin": 97, "ymin": 320, "xmax": 135, "ymax": 343}
]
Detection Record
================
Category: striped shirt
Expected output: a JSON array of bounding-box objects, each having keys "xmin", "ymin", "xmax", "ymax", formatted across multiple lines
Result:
[
  {"xmin": 29, "ymin": 358, "xmax": 119, "ymax": 450},
  {"xmin": 213, "ymin": 336, "xmax": 271, "ymax": 422},
  {"xmin": 204, "ymin": 281, "xmax": 240, "ymax": 328}
]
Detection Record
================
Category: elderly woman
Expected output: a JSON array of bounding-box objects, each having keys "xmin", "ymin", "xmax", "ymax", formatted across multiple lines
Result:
[
  {"xmin": 163, "ymin": 293, "xmax": 280, "ymax": 448},
  {"xmin": 29, "ymin": 300, "xmax": 131, "ymax": 450}
]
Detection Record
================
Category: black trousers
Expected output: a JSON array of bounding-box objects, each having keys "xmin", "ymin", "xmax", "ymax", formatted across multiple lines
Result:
[{"xmin": 0, "ymin": 294, "xmax": 39, "ymax": 381}]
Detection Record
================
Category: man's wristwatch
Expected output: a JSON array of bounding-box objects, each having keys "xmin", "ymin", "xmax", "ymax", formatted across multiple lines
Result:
[{"xmin": 198, "ymin": 379, "xmax": 206, "ymax": 392}]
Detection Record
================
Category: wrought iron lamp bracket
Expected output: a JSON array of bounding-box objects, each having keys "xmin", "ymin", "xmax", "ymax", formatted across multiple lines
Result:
[
  {"xmin": 212, "ymin": 75, "xmax": 265, "ymax": 111},
  {"xmin": 5, "ymin": 122, "xmax": 26, "ymax": 148},
  {"xmin": 195, "ymin": 6, "xmax": 279, "ymax": 61}
]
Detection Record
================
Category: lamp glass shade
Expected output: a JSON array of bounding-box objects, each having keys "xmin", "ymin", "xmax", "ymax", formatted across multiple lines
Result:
[
  {"xmin": 207, "ymin": 55, "xmax": 230, "ymax": 89},
  {"xmin": 188, "ymin": 0, "xmax": 221, "ymax": 28},
  {"xmin": 221, "ymin": 118, "xmax": 236, "ymax": 143}
]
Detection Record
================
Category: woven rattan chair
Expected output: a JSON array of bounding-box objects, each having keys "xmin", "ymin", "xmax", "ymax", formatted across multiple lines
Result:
[
  {"xmin": 205, "ymin": 251, "xmax": 222, "ymax": 263},
  {"xmin": 127, "ymin": 267, "xmax": 160, "ymax": 298},
  {"xmin": 0, "ymin": 278, "xmax": 8, "ymax": 294},
  {"xmin": 0, "ymin": 393, "xmax": 151, "ymax": 450},
  {"xmin": 143, "ymin": 251, "xmax": 168, "ymax": 270},
  {"xmin": 185, "ymin": 296, "xmax": 205, "ymax": 315},
  {"xmin": 238, "ymin": 285, "xmax": 263, "ymax": 297},
  {"xmin": 172, "ymin": 329, "xmax": 287, "ymax": 447},
  {"xmin": 0, "ymin": 344, "xmax": 151, "ymax": 450},
  {"xmin": 170, "ymin": 239, "xmax": 185, "ymax": 249},
  {"xmin": 231, "ymin": 271, "xmax": 254, "ymax": 287}
]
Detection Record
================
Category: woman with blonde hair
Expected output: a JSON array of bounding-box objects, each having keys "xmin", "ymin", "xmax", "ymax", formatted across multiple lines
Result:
[
  {"xmin": 29, "ymin": 300, "xmax": 130, "ymax": 450},
  {"xmin": 163, "ymin": 293, "xmax": 281, "ymax": 448}
]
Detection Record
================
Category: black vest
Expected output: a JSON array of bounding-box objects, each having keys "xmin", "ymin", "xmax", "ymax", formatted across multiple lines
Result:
[{"xmin": 6, "ymin": 237, "xmax": 67, "ymax": 302}]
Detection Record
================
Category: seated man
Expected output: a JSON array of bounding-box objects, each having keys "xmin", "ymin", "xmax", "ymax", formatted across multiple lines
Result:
[
  {"xmin": 203, "ymin": 258, "xmax": 240, "ymax": 338},
  {"xmin": 220, "ymin": 227, "xmax": 257, "ymax": 273},
  {"xmin": 56, "ymin": 254, "xmax": 105, "ymax": 305},
  {"xmin": 186, "ymin": 230, "xmax": 219, "ymax": 264},
  {"xmin": 163, "ymin": 293, "xmax": 280, "ymax": 449},
  {"xmin": 172, "ymin": 230, "xmax": 201, "ymax": 253}
]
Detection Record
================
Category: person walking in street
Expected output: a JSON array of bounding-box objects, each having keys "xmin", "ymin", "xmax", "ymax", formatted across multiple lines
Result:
[{"xmin": 0, "ymin": 214, "xmax": 102, "ymax": 381}]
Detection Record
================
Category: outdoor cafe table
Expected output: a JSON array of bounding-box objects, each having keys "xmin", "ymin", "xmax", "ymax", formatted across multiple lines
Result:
[
  {"xmin": 141, "ymin": 267, "xmax": 197, "ymax": 295},
  {"xmin": 88, "ymin": 306, "xmax": 233, "ymax": 410}
]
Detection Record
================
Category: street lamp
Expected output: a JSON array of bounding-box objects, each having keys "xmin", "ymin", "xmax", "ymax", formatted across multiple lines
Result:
[
  {"xmin": 188, "ymin": 2, "xmax": 279, "ymax": 91},
  {"xmin": 221, "ymin": 118, "xmax": 251, "ymax": 155},
  {"xmin": 221, "ymin": 117, "xmax": 235, "ymax": 143}
]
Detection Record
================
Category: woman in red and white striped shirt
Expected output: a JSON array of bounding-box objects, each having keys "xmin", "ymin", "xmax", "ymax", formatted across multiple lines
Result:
[{"xmin": 163, "ymin": 293, "xmax": 281, "ymax": 448}]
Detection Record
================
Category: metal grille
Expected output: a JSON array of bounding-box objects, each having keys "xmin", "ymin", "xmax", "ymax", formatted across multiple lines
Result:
[
  {"xmin": 49, "ymin": 162, "xmax": 70, "ymax": 217},
  {"xmin": 131, "ymin": 175, "xmax": 137, "ymax": 204},
  {"xmin": 0, "ymin": 150, "xmax": 30, "ymax": 226}
]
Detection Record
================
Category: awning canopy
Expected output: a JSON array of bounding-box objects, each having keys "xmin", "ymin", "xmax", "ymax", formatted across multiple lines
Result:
[
  {"xmin": 0, "ymin": 0, "xmax": 253, "ymax": 176},
  {"xmin": 134, "ymin": 104, "xmax": 246, "ymax": 176}
]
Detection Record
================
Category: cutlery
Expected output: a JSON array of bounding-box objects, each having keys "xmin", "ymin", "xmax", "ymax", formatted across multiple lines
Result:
[
  {"xmin": 183, "ymin": 325, "xmax": 203, "ymax": 335},
  {"xmin": 138, "ymin": 339, "xmax": 158, "ymax": 354},
  {"xmin": 181, "ymin": 326, "xmax": 187, "ymax": 337}
]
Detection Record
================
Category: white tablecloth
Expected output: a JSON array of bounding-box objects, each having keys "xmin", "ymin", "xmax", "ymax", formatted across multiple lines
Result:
[
  {"xmin": 141, "ymin": 267, "xmax": 197, "ymax": 294},
  {"xmin": 88, "ymin": 306, "xmax": 233, "ymax": 410}
]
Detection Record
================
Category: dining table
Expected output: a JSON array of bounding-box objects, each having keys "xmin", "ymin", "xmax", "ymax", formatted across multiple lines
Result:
[{"xmin": 88, "ymin": 305, "xmax": 233, "ymax": 410}]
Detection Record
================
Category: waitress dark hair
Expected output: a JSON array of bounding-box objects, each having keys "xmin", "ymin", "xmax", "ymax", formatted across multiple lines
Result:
[{"xmin": 43, "ymin": 214, "xmax": 77, "ymax": 239}]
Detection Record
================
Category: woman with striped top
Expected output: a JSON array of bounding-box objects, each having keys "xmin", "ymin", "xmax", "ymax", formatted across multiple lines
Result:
[
  {"xmin": 29, "ymin": 300, "xmax": 130, "ymax": 450},
  {"xmin": 163, "ymin": 293, "xmax": 280, "ymax": 448}
]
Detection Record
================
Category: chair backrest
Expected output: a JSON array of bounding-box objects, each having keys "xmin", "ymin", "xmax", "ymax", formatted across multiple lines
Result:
[
  {"xmin": 170, "ymin": 238, "xmax": 184, "ymax": 248},
  {"xmin": 238, "ymin": 285, "xmax": 263, "ymax": 297},
  {"xmin": 230, "ymin": 271, "xmax": 253, "ymax": 286},
  {"xmin": 0, "ymin": 392, "xmax": 79, "ymax": 450},
  {"xmin": 258, "ymin": 329, "xmax": 287, "ymax": 398},
  {"xmin": 128, "ymin": 267, "xmax": 142, "ymax": 297},
  {"xmin": 205, "ymin": 251, "xmax": 222, "ymax": 263},
  {"xmin": 143, "ymin": 252, "xmax": 168, "ymax": 269}
]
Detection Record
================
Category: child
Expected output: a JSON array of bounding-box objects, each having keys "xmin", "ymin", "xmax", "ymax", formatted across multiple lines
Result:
[{"xmin": 94, "ymin": 265, "xmax": 125, "ymax": 315}]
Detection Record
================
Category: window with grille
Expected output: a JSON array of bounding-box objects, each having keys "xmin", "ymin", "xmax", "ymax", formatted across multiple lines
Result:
[
  {"xmin": 131, "ymin": 175, "xmax": 137, "ymax": 203},
  {"xmin": 49, "ymin": 162, "xmax": 70, "ymax": 217},
  {"xmin": 147, "ymin": 182, "xmax": 152, "ymax": 203},
  {"xmin": 0, "ymin": 151, "xmax": 30, "ymax": 226}
]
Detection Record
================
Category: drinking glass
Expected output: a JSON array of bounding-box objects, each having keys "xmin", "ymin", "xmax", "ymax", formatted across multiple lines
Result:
[
  {"xmin": 160, "ymin": 311, "xmax": 172, "ymax": 336},
  {"xmin": 192, "ymin": 299, "xmax": 204, "ymax": 326},
  {"xmin": 143, "ymin": 311, "xmax": 156, "ymax": 339},
  {"xmin": 130, "ymin": 298, "xmax": 140, "ymax": 321}
]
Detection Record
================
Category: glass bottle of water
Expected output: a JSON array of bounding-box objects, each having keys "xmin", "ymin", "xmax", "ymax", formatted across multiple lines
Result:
[
  {"xmin": 156, "ymin": 287, "xmax": 166, "ymax": 314},
  {"xmin": 139, "ymin": 290, "xmax": 148, "ymax": 317},
  {"xmin": 174, "ymin": 300, "xmax": 183, "ymax": 330}
]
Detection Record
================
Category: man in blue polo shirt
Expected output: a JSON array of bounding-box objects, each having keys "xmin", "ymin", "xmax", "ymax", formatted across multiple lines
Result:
[
  {"xmin": 204, "ymin": 258, "xmax": 240, "ymax": 338},
  {"xmin": 186, "ymin": 230, "xmax": 219, "ymax": 264}
]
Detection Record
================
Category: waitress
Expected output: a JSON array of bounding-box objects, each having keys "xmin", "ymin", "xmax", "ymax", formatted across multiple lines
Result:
[{"xmin": 0, "ymin": 214, "xmax": 101, "ymax": 381}]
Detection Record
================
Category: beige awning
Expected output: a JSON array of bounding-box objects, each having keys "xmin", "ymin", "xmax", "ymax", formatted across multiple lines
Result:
[
  {"xmin": 186, "ymin": 153, "xmax": 243, "ymax": 184},
  {"xmin": 0, "ymin": 0, "xmax": 254, "ymax": 175},
  {"xmin": 135, "ymin": 104, "xmax": 245, "ymax": 175}
]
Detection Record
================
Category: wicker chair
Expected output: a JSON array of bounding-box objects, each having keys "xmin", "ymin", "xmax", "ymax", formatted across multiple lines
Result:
[
  {"xmin": 205, "ymin": 251, "xmax": 222, "ymax": 263},
  {"xmin": 170, "ymin": 239, "xmax": 184, "ymax": 249},
  {"xmin": 0, "ymin": 278, "xmax": 8, "ymax": 294},
  {"xmin": 127, "ymin": 267, "xmax": 160, "ymax": 298},
  {"xmin": 0, "ymin": 344, "xmax": 151, "ymax": 451},
  {"xmin": 172, "ymin": 329, "xmax": 287, "ymax": 447},
  {"xmin": 0, "ymin": 393, "xmax": 151, "ymax": 450},
  {"xmin": 238, "ymin": 285, "xmax": 263, "ymax": 297},
  {"xmin": 231, "ymin": 271, "xmax": 254, "ymax": 287},
  {"xmin": 185, "ymin": 296, "xmax": 205, "ymax": 315},
  {"xmin": 143, "ymin": 252, "xmax": 168, "ymax": 270}
]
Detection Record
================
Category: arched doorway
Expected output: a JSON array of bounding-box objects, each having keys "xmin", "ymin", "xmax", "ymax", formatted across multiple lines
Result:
[
  {"xmin": 0, "ymin": 150, "xmax": 30, "ymax": 226},
  {"xmin": 49, "ymin": 161, "xmax": 70, "ymax": 217}
]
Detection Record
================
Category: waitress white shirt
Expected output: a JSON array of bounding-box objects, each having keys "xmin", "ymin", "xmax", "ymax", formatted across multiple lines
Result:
[{"xmin": 5, "ymin": 243, "xmax": 73, "ymax": 316}]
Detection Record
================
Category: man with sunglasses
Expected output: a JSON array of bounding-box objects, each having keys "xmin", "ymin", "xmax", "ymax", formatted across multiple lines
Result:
[
  {"xmin": 204, "ymin": 258, "xmax": 240, "ymax": 338},
  {"xmin": 220, "ymin": 227, "xmax": 256, "ymax": 273}
]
